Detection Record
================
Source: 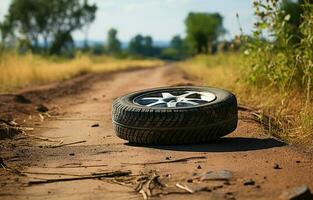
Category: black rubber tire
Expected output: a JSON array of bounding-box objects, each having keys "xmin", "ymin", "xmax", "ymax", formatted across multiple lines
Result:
[{"xmin": 112, "ymin": 86, "xmax": 238, "ymax": 145}]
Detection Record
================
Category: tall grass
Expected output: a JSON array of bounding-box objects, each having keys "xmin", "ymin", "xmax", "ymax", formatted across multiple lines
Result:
[
  {"xmin": 179, "ymin": 53, "xmax": 313, "ymax": 146},
  {"xmin": 0, "ymin": 52, "xmax": 163, "ymax": 93},
  {"xmin": 243, "ymin": 0, "xmax": 312, "ymax": 94},
  {"xmin": 179, "ymin": 1, "xmax": 313, "ymax": 147}
]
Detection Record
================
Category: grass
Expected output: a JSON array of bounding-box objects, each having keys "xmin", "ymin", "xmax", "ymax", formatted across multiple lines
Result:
[
  {"xmin": 179, "ymin": 53, "xmax": 313, "ymax": 147},
  {"xmin": 0, "ymin": 52, "xmax": 163, "ymax": 93}
]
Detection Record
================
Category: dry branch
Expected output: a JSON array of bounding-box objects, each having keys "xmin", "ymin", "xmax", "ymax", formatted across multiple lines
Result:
[
  {"xmin": 122, "ymin": 156, "xmax": 206, "ymax": 165},
  {"xmin": 28, "ymin": 170, "xmax": 131, "ymax": 185}
]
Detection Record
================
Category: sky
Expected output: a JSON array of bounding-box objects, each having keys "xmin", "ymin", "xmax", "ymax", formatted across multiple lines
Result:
[{"xmin": 0, "ymin": 0, "xmax": 255, "ymax": 42}]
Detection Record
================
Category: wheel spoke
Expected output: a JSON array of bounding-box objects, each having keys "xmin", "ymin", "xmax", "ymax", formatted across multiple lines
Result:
[
  {"xmin": 183, "ymin": 100, "xmax": 199, "ymax": 105},
  {"xmin": 162, "ymin": 92, "xmax": 175, "ymax": 98},
  {"xmin": 166, "ymin": 101, "xmax": 177, "ymax": 107},
  {"xmin": 141, "ymin": 97, "xmax": 164, "ymax": 101},
  {"xmin": 178, "ymin": 91, "xmax": 196, "ymax": 98},
  {"xmin": 146, "ymin": 100, "xmax": 166, "ymax": 107}
]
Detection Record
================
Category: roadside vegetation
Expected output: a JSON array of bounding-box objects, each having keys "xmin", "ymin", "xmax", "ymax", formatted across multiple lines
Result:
[
  {"xmin": 0, "ymin": 52, "xmax": 162, "ymax": 93},
  {"xmin": 180, "ymin": 0, "xmax": 313, "ymax": 146}
]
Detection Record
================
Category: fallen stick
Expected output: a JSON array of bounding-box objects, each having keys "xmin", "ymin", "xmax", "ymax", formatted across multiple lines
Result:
[
  {"xmin": 122, "ymin": 156, "xmax": 206, "ymax": 165},
  {"xmin": 176, "ymin": 183, "xmax": 195, "ymax": 194},
  {"xmin": 23, "ymin": 171, "xmax": 84, "ymax": 176},
  {"xmin": 28, "ymin": 170, "xmax": 131, "ymax": 185},
  {"xmin": 22, "ymin": 132, "xmax": 63, "ymax": 143},
  {"xmin": 44, "ymin": 140, "xmax": 86, "ymax": 148},
  {"xmin": 53, "ymin": 164, "xmax": 108, "ymax": 168}
]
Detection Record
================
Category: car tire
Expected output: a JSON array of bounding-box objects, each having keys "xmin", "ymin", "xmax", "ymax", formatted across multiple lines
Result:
[{"xmin": 112, "ymin": 86, "xmax": 238, "ymax": 145}]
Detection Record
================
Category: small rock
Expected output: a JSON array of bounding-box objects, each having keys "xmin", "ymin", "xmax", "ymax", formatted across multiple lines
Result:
[
  {"xmin": 197, "ymin": 165, "xmax": 202, "ymax": 169},
  {"xmin": 274, "ymin": 163, "xmax": 282, "ymax": 169},
  {"xmin": 15, "ymin": 95, "xmax": 31, "ymax": 104},
  {"xmin": 243, "ymin": 179, "xmax": 255, "ymax": 186},
  {"xmin": 69, "ymin": 153, "xmax": 75, "ymax": 156},
  {"xmin": 200, "ymin": 170, "xmax": 233, "ymax": 181},
  {"xmin": 224, "ymin": 181, "xmax": 231, "ymax": 185},
  {"xmin": 37, "ymin": 104, "xmax": 49, "ymax": 113},
  {"xmin": 187, "ymin": 179, "xmax": 193, "ymax": 183},
  {"xmin": 91, "ymin": 123, "xmax": 99, "ymax": 127},
  {"xmin": 212, "ymin": 185, "xmax": 223, "ymax": 190},
  {"xmin": 280, "ymin": 185, "xmax": 313, "ymax": 200}
]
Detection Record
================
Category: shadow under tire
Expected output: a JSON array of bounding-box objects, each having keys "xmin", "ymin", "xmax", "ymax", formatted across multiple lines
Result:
[{"xmin": 112, "ymin": 86, "xmax": 238, "ymax": 145}]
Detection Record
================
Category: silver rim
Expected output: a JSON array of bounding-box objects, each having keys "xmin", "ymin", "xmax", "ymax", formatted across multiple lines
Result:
[{"xmin": 133, "ymin": 90, "xmax": 216, "ymax": 108}]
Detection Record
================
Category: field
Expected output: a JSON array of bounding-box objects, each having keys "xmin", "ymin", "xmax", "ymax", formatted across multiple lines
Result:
[
  {"xmin": 179, "ymin": 53, "xmax": 313, "ymax": 147},
  {"xmin": 0, "ymin": 52, "xmax": 163, "ymax": 93}
]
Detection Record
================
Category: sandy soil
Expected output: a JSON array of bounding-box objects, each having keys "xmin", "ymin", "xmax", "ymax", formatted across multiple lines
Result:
[{"xmin": 1, "ymin": 65, "xmax": 313, "ymax": 200}]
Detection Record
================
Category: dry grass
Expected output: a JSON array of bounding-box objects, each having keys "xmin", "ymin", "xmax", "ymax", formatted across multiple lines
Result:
[
  {"xmin": 0, "ymin": 52, "xmax": 163, "ymax": 93},
  {"xmin": 178, "ymin": 53, "xmax": 313, "ymax": 147}
]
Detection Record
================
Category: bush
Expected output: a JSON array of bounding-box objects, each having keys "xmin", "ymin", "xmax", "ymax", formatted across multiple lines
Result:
[{"xmin": 243, "ymin": 0, "xmax": 313, "ymax": 94}]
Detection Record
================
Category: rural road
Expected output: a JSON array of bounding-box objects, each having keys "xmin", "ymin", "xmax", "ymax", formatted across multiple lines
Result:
[{"xmin": 1, "ymin": 65, "xmax": 313, "ymax": 200}]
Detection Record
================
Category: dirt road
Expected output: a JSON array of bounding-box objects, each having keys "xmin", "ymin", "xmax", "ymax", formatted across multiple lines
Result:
[{"xmin": 1, "ymin": 65, "xmax": 313, "ymax": 200}]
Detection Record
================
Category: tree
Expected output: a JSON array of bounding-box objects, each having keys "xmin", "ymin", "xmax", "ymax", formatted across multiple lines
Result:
[
  {"xmin": 128, "ymin": 34, "xmax": 157, "ymax": 57},
  {"xmin": 1, "ymin": 0, "xmax": 97, "ymax": 55},
  {"xmin": 143, "ymin": 36, "xmax": 153, "ymax": 56},
  {"xmin": 128, "ymin": 34, "xmax": 144, "ymax": 56},
  {"xmin": 106, "ymin": 28, "xmax": 121, "ymax": 54},
  {"xmin": 185, "ymin": 12, "xmax": 225, "ymax": 54},
  {"xmin": 170, "ymin": 35, "xmax": 183, "ymax": 50}
]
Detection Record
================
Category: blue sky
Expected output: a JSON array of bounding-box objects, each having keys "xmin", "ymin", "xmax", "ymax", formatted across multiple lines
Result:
[{"xmin": 0, "ymin": 0, "xmax": 255, "ymax": 42}]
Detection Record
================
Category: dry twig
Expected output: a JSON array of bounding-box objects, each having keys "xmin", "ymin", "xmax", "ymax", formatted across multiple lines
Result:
[
  {"xmin": 28, "ymin": 170, "xmax": 131, "ymax": 185},
  {"xmin": 123, "ymin": 156, "xmax": 206, "ymax": 165}
]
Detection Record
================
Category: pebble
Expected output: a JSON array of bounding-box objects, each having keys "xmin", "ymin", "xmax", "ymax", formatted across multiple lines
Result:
[
  {"xmin": 37, "ymin": 104, "xmax": 49, "ymax": 113},
  {"xmin": 200, "ymin": 170, "xmax": 233, "ymax": 181},
  {"xmin": 15, "ymin": 95, "xmax": 31, "ymax": 104},
  {"xmin": 91, "ymin": 123, "xmax": 99, "ymax": 127},
  {"xmin": 243, "ymin": 179, "xmax": 255, "ymax": 186},
  {"xmin": 274, "ymin": 163, "xmax": 282, "ymax": 169}
]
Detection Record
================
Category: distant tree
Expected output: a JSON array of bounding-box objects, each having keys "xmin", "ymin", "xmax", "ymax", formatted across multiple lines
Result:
[
  {"xmin": 143, "ymin": 36, "xmax": 154, "ymax": 56},
  {"xmin": 128, "ymin": 34, "xmax": 157, "ymax": 57},
  {"xmin": 128, "ymin": 34, "xmax": 144, "ymax": 56},
  {"xmin": 0, "ymin": 20, "xmax": 13, "ymax": 48},
  {"xmin": 185, "ymin": 12, "xmax": 225, "ymax": 54},
  {"xmin": 160, "ymin": 35, "xmax": 190, "ymax": 60},
  {"xmin": 1, "ymin": 0, "xmax": 97, "ymax": 55},
  {"xmin": 106, "ymin": 28, "xmax": 121, "ymax": 54},
  {"xmin": 170, "ymin": 35, "xmax": 183, "ymax": 50}
]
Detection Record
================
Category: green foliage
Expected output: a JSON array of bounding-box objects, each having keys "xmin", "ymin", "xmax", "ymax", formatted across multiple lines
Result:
[
  {"xmin": 106, "ymin": 28, "xmax": 121, "ymax": 55},
  {"xmin": 0, "ymin": 0, "xmax": 97, "ymax": 55},
  {"xmin": 244, "ymin": 0, "xmax": 313, "ymax": 94},
  {"xmin": 185, "ymin": 12, "xmax": 225, "ymax": 54},
  {"xmin": 160, "ymin": 35, "xmax": 189, "ymax": 60},
  {"xmin": 128, "ymin": 34, "xmax": 158, "ymax": 57}
]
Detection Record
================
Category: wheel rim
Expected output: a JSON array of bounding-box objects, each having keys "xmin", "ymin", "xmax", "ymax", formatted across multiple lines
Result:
[{"xmin": 133, "ymin": 89, "xmax": 216, "ymax": 108}]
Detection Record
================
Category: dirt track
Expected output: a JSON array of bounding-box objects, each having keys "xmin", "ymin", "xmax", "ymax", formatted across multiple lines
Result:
[{"xmin": 1, "ymin": 65, "xmax": 313, "ymax": 200}]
